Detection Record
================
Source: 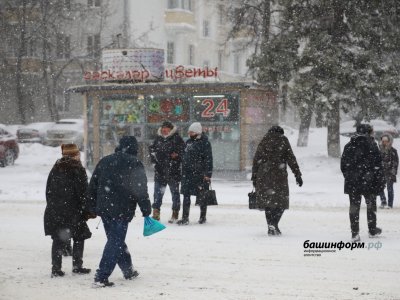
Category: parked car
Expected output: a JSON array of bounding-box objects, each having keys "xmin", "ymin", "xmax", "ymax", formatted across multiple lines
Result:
[
  {"xmin": 44, "ymin": 119, "xmax": 84, "ymax": 149},
  {"xmin": 0, "ymin": 125, "xmax": 19, "ymax": 167},
  {"xmin": 340, "ymin": 119, "xmax": 399, "ymax": 139},
  {"xmin": 17, "ymin": 122, "xmax": 55, "ymax": 143}
]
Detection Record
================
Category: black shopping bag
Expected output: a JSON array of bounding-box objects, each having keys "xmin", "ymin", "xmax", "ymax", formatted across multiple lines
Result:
[
  {"xmin": 248, "ymin": 190, "xmax": 258, "ymax": 209},
  {"xmin": 196, "ymin": 183, "xmax": 218, "ymax": 206}
]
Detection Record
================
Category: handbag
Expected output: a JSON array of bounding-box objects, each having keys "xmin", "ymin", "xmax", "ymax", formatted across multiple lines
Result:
[
  {"xmin": 248, "ymin": 189, "xmax": 258, "ymax": 210},
  {"xmin": 195, "ymin": 183, "xmax": 218, "ymax": 206}
]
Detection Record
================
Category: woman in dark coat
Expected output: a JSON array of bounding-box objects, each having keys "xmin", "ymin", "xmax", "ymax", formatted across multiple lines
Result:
[
  {"xmin": 44, "ymin": 144, "xmax": 94, "ymax": 277},
  {"xmin": 178, "ymin": 122, "xmax": 213, "ymax": 225},
  {"xmin": 379, "ymin": 133, "xmax": 398, "ymax": 208},
  {"xmin": 251, "ymin": 126, "xmax": 302, "ymax": 236}
]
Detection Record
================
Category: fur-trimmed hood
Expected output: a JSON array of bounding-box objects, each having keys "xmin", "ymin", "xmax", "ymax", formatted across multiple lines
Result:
[{"xmin": 157, "ymin": 125, "xmax": 177, "ymax": 138}]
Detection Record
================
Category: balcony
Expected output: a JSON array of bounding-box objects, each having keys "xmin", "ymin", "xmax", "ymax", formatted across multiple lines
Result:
[{"xmin": 165, "ymin": 10, "xmax": 196, "ymax": 33}]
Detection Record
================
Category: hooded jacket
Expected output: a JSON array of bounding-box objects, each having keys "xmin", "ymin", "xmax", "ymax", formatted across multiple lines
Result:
[
  {"xmin": 149, "ymin": 125, "xmax": 185, "ymax": 184},
  {"xmin": 86, "ymin": 136, "xmax": 151, "ymax": 220},
  {"xmin": 341, "ymin": 133, "xmax": 385, "ymax": 195}
]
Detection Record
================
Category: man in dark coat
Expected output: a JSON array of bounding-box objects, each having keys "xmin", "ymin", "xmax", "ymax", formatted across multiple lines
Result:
[
  {"xmin": 378, "ymin": 133, "xmax": 398, "ymax": 209},
  {"xmin": 251, "ymin": 126, "xmax": 302, "ymax": 236},
  {"xmin": 149, "ymin": 121, "xmax": 185, "ymax": 223},
  {"xmin": 44, "ymin": 144, "xmax": 93, "ymax": 277},
  {"xmin": 87, "ymin": 136, "xmax": 151, "ymax": 287},
  {"xmin": 178, "ymin": 122, "xmax": 213, "ymax": 225},
  {"xmin": 341, "ymin": 124, "xmax": 385, "ymax": 242}
]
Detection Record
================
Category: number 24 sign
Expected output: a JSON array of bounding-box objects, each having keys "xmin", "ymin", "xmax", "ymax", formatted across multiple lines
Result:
[{"xmin": 201, "ymin": 98, "xmax": 231, "ymax": 118}]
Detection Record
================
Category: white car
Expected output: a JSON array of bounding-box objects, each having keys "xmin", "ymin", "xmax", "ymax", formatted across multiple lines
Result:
[
  {"xmin": 340, "ymin": 119, "xmax": 399, "ymax": 138},
  {"xmin": 44, "ymin": 119, "xmax": 84, "ymax": 149},
  {"xmin": 16, "ymin": 122, "xmax": 55, "ymax": 143}
]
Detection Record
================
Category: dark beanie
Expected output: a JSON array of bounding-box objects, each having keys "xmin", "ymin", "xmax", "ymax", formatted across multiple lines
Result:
[
  {"xmin": 356, "ymin": 124, "xmax": 373, "ymax": 135},
  {"xmin": 161, "ymin": 121, "xmax": 174, "ymax": 129},
  {"xmin": 115, "ymin": 136, "xmax": 138, "ymax": 155},
  {"xmin": 268, "ymin": 125, "xmax": 284, "ymax": 135}
]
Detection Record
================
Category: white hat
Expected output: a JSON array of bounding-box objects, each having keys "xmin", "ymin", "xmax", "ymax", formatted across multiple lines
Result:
[{"xmin": 188, "ymin": 122, "xmax": 202, "ymax": 134}]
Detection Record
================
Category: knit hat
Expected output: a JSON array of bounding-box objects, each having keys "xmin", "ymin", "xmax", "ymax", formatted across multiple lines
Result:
[
  {"xmin": 188, "ymin": 122, "xmax": 202, "ymax": 134},
  {"xmin": 61, "ymin": 144, "xmax": 80, "ymax": 157},
  {"xmin": 115, "ymin": 136, "xmax": 138, "ymax": 155},
  {"xmin": 161, "ymin": 121, "xmax": 174, "ymax": 129}
]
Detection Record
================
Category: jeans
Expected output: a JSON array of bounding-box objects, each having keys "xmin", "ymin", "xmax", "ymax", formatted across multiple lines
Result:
[
  {"xmin": 349, "ymin": 193, "xmax": 377, "ymax": 234},
  {"xmin": 51, "ymin": 234, "xmax": 84, "ymax": 271},
  {"xmin": 152, "ymin": 179, "xmax": 181, "ymax": 211},
  {"xmin": 95, "ymin": 216, "xmax": 134, "ymax": 282},
  {"xmin": 380, "ymin": 182, "xmax": 394, "ymax": 207}
]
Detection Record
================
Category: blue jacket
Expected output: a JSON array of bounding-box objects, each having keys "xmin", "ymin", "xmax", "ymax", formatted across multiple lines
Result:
[
  {"xmin": 87, "ymin": 150, "xmax": 151, "ymax": 221},
  {"xmin": 180, "ymin": 134, "xmax": 213, "ymax": 196}
]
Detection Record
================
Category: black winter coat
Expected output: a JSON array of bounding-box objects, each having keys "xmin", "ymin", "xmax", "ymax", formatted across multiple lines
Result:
[
  {"xmin": 341, "ymin": 134, "xmax": 385, "ymax": 195},
  {"xmin": 251, "ymin": 132, "xmax": 301, "ymax": 209},
  {"xmin": 379, "ymin": 135, "xmax": 399, "ymax": 184},
  {"xmin": 149, "ymin": 126, "xmax": 185, "ymax": 184},
  {"xmin": 86, "ymin": 151, "xmax": 151, "ymax": 221},
  {"xmin": 44, "ymin": 157, "xmax": 91, "ymax": 240},
  {"xmin": 180, "ymin": 134, "xmax": 213, "ymax": 196}
]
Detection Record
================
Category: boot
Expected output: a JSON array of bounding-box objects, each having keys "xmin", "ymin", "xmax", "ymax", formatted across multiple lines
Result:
[
  {"xmin": 73, "ymin": 267, "xmax": 91, "ymax": 274},
  {"xmin": 168, "ymin": 210, "xmax": 179, "ymax": 224},
  {"xmin": 369, "ymin": 227, "xmax": 382, "ymax": 238},
  {"xmin": 152, "ymin": 208, "xmax": 160, "ymax": 221},
  {"xmin": 198, "ymin": 206, "xmax": 207, "ymax": 224},
  {"xmin": 177, "ymin": 205, "xmax": 190, "ymax": 225},
  {"xmin": 351, "ymin": 232, "xmax": 361, "ymax": 242},
  {"xmin": 51, "ymin": 267, "xmax": 65, "ymax": 278}
]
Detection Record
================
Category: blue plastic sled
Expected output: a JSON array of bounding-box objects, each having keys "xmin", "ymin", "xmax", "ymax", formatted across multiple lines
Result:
[{"xmin": 143, "ymin": 216, "xmax": 166, "ymax": 237}]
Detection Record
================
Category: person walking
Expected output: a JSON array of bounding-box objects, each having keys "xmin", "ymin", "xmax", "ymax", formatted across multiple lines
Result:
[
  {"xmin": 149, "ymin": 121, "xmax": 185, "ymax": 223},
  {"xmin": 44, "ymin": 144, "xmax": 94, "ymax": 277},
  {"xmin": 341, "ymin": 124, "xmax": 386, "ymax": 242},
  {"xmin": 251, "ymin": 126, "xmax": 303, "ymax": 236},
  {"xmin": 86, "ymin": 136, "xmax": 151, "ymax": 287},
  {"xmin": 178, "ymin": 122, "xmax": 213, "ymax": 225},
  {"xmin": 378, "ymin": 133, "xmax": 398, "ymax": 209}
]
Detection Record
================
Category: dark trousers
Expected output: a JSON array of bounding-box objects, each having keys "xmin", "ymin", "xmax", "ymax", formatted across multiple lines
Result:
[
  {"xmin": 95, "ymin": 216, "xmax": 134, "ymax": 282},
  {"xmin": 264, "ymin": 208, "xmax": 285, "ymax": 227},
  {"xmin": 182, "ymin": 194, "xmax": 207, "ymax": 219},
  {"xmin": 152, "ymin": 179, "xmax": 181, "ymax": 211},
  {"xmin": 380, "ymin": 182, "xmax": 394, "ymax": 207},
  {"xmin": 349, "ymin": 193, "xmax": 377, "ymax": 234},
  {"xmin": 51, "ymin": 235, "xmax": 84, "ymax": 271}
]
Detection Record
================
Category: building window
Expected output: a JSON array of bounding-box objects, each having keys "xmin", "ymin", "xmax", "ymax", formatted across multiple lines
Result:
[
  {"xmin": 87, "ymin": 34, "xmax": 100, "ymax": 57},
  {"xmin": 167, "ymin": 42, "xmax": 175, "ymax": 64},
  {"xmin": 168, "ymin": 0, "xmax": 192, "ymax": 11},
  {"xmin": 56, "ymin": 35, "xmax": 71, "ymax": 59},
  {"xmin": 88, "ymin": 0, "xmax": 101, "ymax": 7},
  {"xmin": 218, "ymin": 50, "xmax": 223, "ymax": 71},
  {"xmin": 188, "ymin": 44, "xmax": 194, "ymax": 65},
  {"xmin": 234, "ymin": 54, "xmax": 241, "ymax": 74},
  {"xmin": 168, "ymin": 0, "xmax": 179, "ymax": 9},
  {"xmin": 203, "ymin": 20, "xmax": 210, "ymax": 37}
]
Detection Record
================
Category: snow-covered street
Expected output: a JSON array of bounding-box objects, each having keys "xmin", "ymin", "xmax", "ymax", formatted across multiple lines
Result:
[{"xmin": 1, "ymin": 129, "xmax": 400, "ymax": 299}]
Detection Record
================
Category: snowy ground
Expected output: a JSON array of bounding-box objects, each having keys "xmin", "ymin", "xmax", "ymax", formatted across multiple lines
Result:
[{"xmin": 1, "ymin": 128, "xmax": 400, "ymax": 299}]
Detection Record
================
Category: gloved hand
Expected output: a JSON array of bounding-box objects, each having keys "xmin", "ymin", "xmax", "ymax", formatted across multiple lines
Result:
[{"xmin": 296, "ymin": 176, "xmax": 303, "ymax": 187}]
